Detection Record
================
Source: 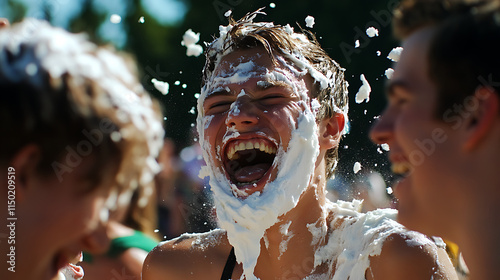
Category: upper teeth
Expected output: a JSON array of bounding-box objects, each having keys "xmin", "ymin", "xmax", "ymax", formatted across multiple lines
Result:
[
  {"xmin": 227, "ymin": 140, "xmax": 277, "ymax": 160},
  {"xmin": 392, "ymin": 162, "xmax": 411, "ymax": 175}
]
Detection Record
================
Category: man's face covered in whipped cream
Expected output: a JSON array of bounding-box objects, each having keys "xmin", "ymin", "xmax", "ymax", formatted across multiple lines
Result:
[
  {"xmin": 197, "ymin": 47, "xmax": 321, "ymax": 279},
  {"xmin": 198, "ymin": 47, "xmax": 319, "ymax": 199}
]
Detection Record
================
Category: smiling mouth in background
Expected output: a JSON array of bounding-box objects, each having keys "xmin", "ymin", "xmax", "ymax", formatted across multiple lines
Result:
[
  {"xmin": 224, "ymin": 138, "xmax": 277, "ymax": 188},
  {"xmin": 390, "ymin": 161, "xmax": 413, "ymax": 210}
]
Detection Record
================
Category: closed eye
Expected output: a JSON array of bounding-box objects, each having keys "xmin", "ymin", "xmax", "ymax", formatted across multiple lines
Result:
[
  {"xmin": 210, "ymin": 101, "xmax": 233, "ymax": 109},
  {"xmin": 261, "ymin": 94, "xmax": 285, "ymax": 100},
  {"xmin": 204, "ymin": 92, "xmax": 234, "ymax": 114},
  {"xmin": 257, "ymin": 94, "xmax": 286, "ymax": 106}
]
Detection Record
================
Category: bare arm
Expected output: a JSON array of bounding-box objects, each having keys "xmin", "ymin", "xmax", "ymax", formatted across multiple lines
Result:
[
  {"xmin": 142, "ymin": 233, "xmax": 231, "ymax": 280},
  {"xmin": 367, "ymin": 233, "xmax": 458, "ymax": 280},
  {"xmin": 142, "ymin": 243, "xmax": 195, "ymax": 280}
]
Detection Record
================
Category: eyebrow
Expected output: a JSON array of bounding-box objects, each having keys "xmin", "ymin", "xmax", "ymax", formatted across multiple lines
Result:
[
  {"xmin": 385, "ymin": 80, "xmax": 410, "ymax": 98},
  {"xmin": 205, "ymin": 88, "xmax": 232, "ymax": 99},
  {"xmin": 256, "ymin": 80, "xmax": 293, "ymax": 92},
  {"xmin": 206, "ymin": 80, "xmax": 293, "ymax": 98}
]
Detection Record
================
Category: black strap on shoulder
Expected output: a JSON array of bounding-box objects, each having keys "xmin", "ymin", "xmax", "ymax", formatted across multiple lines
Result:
[{"xmin": 220, "ymin": 247, "xmax": 236, "ymax": 280}]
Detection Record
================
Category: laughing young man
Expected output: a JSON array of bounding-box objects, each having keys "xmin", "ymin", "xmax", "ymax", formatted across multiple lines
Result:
[
  {"xmin": 144, "ymin": 10, "xmax": 457, "ymax": 280},
  {"xmin": 370, "ymin": 0, "xmax": 500, "ymax": 279}
]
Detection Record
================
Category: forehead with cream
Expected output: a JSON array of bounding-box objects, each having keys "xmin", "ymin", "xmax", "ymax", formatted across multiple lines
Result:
[
  {"xmin": 214, "ymin": 50, "xmax": 269, "ymax": 76},
  {"xmin": 203, "ymin": 48, "xmax": 311, "ymax": 101}
]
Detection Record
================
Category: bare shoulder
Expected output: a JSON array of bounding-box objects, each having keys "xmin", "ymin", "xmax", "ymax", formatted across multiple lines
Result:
[
  {"xmin": 142, "ymin": 229, "xmax": 232, "ymax": 280},
  {"xmin": 368, "ymin": 233, "xmax": 458, "ymax": 280}
]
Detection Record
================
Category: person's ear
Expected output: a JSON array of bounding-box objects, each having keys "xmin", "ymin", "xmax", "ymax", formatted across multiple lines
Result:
[
  {"xmin": 318, "ymin": 113, "xmax": 345, "ymax": 150},
  {"xmin": 10, "ymin": 145, "xmax": 41, "ymax": 202},
  {"xmin": 464, "ymin": 87, "xmax": 500, "ymax": 151}
]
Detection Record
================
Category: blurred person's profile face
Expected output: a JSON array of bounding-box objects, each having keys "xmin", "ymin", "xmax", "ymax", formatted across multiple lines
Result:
[
  {"xmin": 370, "ymin": 27, "xmax": 461, "ymax": 237},
  {"xmin": 8, "ymin": 148, "xmax": 115, "ymax": 280}
]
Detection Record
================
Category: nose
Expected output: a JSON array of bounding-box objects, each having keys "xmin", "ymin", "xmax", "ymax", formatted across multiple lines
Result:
[
  {"xmin": 225, "ymin": 98, "xmax": 259, "ymax": 129},
  {"xmin": 369, "ymin": 110, "xmax": 394, "ymax": 145}
]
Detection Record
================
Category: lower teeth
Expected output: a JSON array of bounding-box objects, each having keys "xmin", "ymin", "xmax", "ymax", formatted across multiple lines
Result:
[{"xmin": 236, "ymin": 179, "xmax": 259, "ymax": 186}]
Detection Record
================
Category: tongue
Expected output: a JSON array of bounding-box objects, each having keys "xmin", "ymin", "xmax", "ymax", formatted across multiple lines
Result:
[{"xmin": 233, "ymin": 163, "xmax": 270, "ymax": 183}]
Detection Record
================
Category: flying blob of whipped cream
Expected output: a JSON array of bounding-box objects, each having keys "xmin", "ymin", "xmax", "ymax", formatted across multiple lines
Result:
[{"xmin": 195, "ymin": 13, "xmax": 348, "ymax": 280}]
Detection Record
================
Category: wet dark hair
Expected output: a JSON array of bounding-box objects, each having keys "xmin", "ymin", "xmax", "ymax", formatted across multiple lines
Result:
[
  {"xmin": 428, "ymin": 4, "xmax": 500, "ymax": 116},
  {"xmin": 392, "ymin": 0, "xmax": 500, "ymax": 118},
  {"xmin": 392, "ymin": 0, "xmax": 488, "ymax": 40}
]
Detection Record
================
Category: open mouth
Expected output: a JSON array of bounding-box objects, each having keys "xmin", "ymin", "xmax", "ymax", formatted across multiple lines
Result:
[{"xmin": 224, "ymin": 138, "xmax": 277, "ymax": 188}]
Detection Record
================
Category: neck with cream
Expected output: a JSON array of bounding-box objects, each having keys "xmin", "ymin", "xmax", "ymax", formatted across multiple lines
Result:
[{"xmin": 255, "ymin": 181, "xmax": 329, "ymax": 279}]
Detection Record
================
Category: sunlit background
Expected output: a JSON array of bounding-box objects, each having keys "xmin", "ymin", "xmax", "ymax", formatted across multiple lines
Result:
[{"xmin": 2, "ymin": 0, "xmax": 398, "ymax": 195}]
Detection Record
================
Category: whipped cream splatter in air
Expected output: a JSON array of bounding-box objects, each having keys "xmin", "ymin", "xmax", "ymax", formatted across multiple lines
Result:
[
  {"xmin": 355, "ymin": 74, "xmax": 371, "ymax": 104},
  {"xmin": 387, "ymin": 47, "xmax": 403, "ymax": 62},
  {"xmin": 151, "ymin": 78, "xmax": 170, "ymax": 95},
  {"xmin": 366, "ymin": 27, "xmax": 379, "ymax": 38},
  {"xmin": 385, "ymin": 68, "xmax": 394, "ymax": 79},
  {"xmin": 305, "ymin": 15, "xmax": 315, "ymax": 28},
  {"xmin": 353, "ymin": 162, "xmax": 362, "ymax": 174},
  {"xmin": 182, "ymin": 29, "xmax": 204, "ymax": 57}
]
